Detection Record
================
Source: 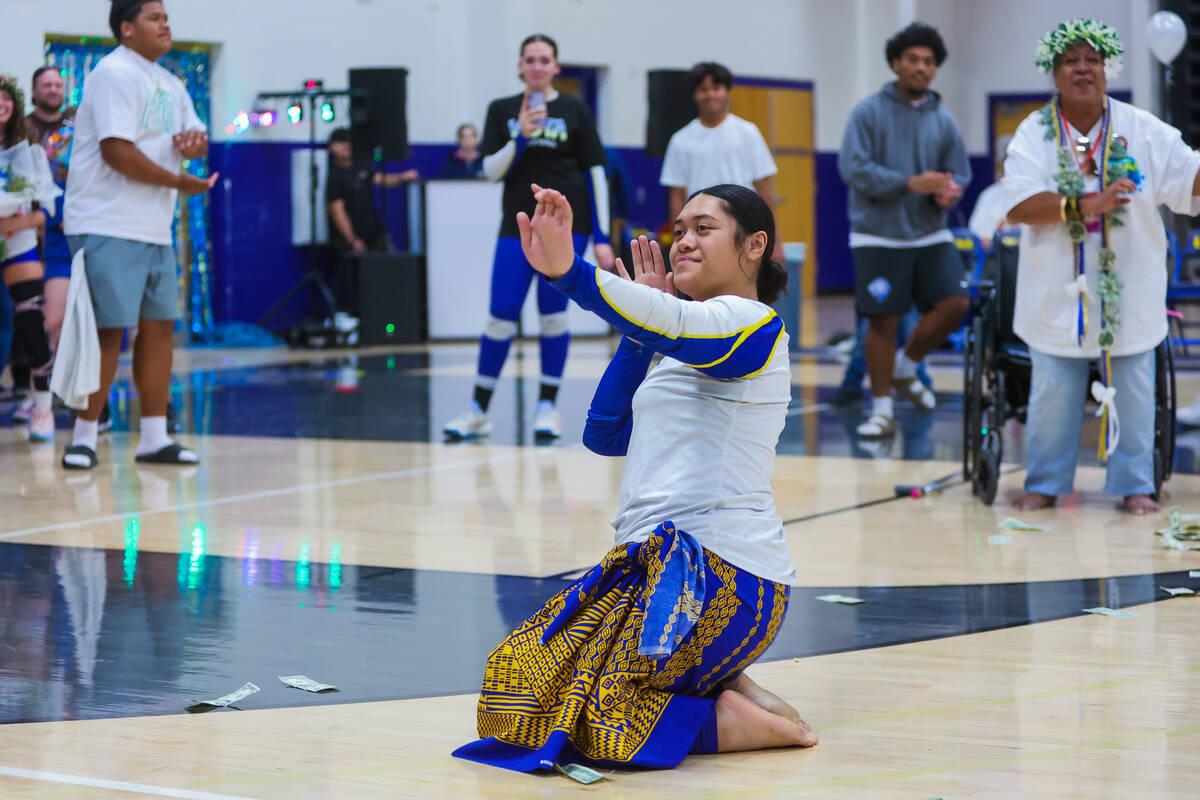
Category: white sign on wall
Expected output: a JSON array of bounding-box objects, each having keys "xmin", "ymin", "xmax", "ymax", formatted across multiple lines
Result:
[{"xmin": 290, "ymin": 148, "xmax": 329, "ymax": 246}]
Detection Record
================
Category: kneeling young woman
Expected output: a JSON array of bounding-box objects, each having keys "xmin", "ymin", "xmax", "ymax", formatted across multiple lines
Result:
[{"xmin": 453, "ymin": 182, "xmax": 816, "ymax": 772}]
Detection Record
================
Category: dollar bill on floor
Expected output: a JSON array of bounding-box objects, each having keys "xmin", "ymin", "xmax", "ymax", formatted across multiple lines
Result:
[
  {"xmin": 1159, "ymin": 586, "xmax": 1195, "ymax": 597},
  {"xmin": 186, "ymin": 681, "xmax": 260, "ymax": 712},
  {"xmin": 1082, "ymin": 607, "xmax": 1138, "ymax": 618},
  {"xmin": 554, "ymin": 762, "xmax": 605, "ymax": 784},
  {"xmin": 279, "ymin": 675, "xmax": 338, "ymax": 693},
  {"xmin": 1158, "ymin": 534, "xmax": 1195, "ymax": 552},
  {"xmin": 988, "ymin": 534, "xmax": 1012, "ymax": 545},
  {"xmin": 815, "ymin": 594, "xmax": 866, "ymax": 604},
  {"xmin": 998, "ymin": 517, "xmax": 1049, "ymax": 531}
]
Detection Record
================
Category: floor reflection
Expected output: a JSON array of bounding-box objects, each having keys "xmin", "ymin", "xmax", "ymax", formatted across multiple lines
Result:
[{"xmin": 0, "ymin": 540, "xmax": 1185, "ymax": 724}]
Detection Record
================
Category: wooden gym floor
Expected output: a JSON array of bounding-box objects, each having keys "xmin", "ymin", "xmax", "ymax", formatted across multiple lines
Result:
[{"xmin": 2, "ymin": 331, "xmax": 1200, "ymax": 799}]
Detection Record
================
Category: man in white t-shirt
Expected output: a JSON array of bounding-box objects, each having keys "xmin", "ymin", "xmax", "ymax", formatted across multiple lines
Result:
[
  {"xmin": 60, "ymin": 0, "xmax": 216, "ymax": 470},
  {"xmin": 659, "ymin": 62, "xmax": 783, "ymax": 261}
]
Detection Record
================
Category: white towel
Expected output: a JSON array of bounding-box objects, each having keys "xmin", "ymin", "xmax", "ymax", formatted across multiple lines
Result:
[{"xmin": 50, "ymin": 249, "xmax": 100, "ymax": 410}]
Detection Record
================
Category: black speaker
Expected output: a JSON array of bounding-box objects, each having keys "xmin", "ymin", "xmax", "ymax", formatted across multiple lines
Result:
[
  {"xmin": 645, "ymin": 70, "xmax": 696, "ymax": 158},
  {"xmin": 357, "ymin": 252, "xmax": 425, "ymax": 344},
  {"xmin": 349, "ymin": 67, "xmax": 409, "ymax": 162}
]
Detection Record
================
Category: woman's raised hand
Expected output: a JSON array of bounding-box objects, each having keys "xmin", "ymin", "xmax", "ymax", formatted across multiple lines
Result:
[
  {"xmin": 517, "ymin": 183, "xmax": 576, "ymax": 279},
  {"xmin": 614, "ymin": 235, "xmax": 676, "ymax": 296}
]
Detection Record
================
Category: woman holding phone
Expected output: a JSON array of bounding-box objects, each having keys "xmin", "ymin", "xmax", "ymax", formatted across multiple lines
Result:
[{"xmin": 444, "ymin": 33, "xmax": 613, "ymax": 441}]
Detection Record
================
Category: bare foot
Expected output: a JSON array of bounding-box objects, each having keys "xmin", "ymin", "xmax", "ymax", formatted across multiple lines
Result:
[
  {"xmin": 1013, "ymin": 492, "xmax": 1056, "ymax": 511},
  {"xmin": 1122, "ymin": 494, "xmax": 1160, "ymax": 515},
  {"xmin": 715, "ymin": 689, "xmax": 818, "ymax": 752},
  {"xmin": 724, "ymin": 672, "xmax": 803, "ymax": 726}
]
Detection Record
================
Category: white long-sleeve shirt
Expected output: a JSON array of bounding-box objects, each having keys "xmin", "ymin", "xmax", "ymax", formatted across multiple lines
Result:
[{"xmin": 555, "ymin": 258, "xmax": 797, "ymax": 585}]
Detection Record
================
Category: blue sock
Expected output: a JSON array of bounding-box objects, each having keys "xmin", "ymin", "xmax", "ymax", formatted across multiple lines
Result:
[
  {"xmin": 475, "ymin": 335, "xmax": 513, "ymax": 412},
  {"xmin": 539, "ymin": 333, "xmax": 569, "ymax": 387}
]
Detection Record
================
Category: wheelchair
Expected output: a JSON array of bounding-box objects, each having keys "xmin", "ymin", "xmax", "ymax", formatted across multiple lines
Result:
[{"xmin": 962, "ymin": 234, "xmax": 1176, "ymax": 505}]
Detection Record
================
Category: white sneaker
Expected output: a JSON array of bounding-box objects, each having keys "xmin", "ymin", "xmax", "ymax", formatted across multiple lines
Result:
[
  {"xmin": 895, "ymin": 376, "xmax": 936, "ymax": 411},
  {"xmin": 29, "ymin": 408, "xmax": 55, "ymax": 442},
  {"xmin": 444, "ymin": 407, "xmax": 492, "ymax": 439},
  {"xmin": 856, "ymin": 413, "xmax": 895, "ymax": 439},
  {"xmin": 12, "ymin": 394, "xmax": 34, "ymax": 424},
  {"xmin": 533, "ymin": 400, "xmax": 562, "ymax": 439},
  {"xmin": 1178, "ymin": 396, "xmax": 1200, "ymax": 427}
]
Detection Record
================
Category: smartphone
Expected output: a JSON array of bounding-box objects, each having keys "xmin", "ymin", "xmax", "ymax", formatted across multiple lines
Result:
[{"xmin": 528, "ymin": 91, "xmax": 547, "ymax": 127}]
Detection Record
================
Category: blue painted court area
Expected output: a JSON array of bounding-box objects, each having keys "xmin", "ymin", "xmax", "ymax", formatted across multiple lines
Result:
[{"xmin": 0, "ymin": 539, "xmax": 1186, "ymax": 725}]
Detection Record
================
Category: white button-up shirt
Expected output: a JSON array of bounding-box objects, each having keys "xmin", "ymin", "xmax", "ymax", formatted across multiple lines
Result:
[{"xmin": 1002, "ymin": 97, "xmax": 1200, "ymax": 357}]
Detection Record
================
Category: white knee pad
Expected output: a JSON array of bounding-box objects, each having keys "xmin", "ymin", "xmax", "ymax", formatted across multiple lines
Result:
[
  {"xmin": 540, "ymin": 312, "xmax": 568, "ymax": 338},
  {"xmin": 484, "ymin": 316, "xmax": 519, "ymax": 340}
]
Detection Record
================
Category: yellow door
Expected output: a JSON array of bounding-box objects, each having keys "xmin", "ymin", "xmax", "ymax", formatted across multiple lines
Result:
[{"xmin": 730, "ymin": 82, "xmax": 816, "ymax": 348}]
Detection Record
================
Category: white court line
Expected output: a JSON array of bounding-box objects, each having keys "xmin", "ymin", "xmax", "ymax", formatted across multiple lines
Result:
[
  {"xmin": 0, "ymin": 766, "xmax": 259, "ymax": 800},
  {"xmin": 0, "ymin": 450, "xmax": 530, "ymax": 541},
  {"xmin": 786, "ymin": 402, "xmax": 830, "ymax": 417}
]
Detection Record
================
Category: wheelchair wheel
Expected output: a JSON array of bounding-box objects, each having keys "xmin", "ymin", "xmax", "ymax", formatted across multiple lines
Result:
[
  {"xmin": 963, "ymin": 316, "xmax": 984, "ymax": 481},
  {"xmin": 1154, "ymin": 448, "xmax": 1165, "ymax": 500},
  {"xmin": 975, "ymin": 431, "xmax": 1001, "ymax": 506},
  {"xmin": 962, "ymin": 318, "xmax": 974, "ymax": 480},
  {"xmin": 1154, "ymin": 338, "xmax": 1177, "ymax": 498}
]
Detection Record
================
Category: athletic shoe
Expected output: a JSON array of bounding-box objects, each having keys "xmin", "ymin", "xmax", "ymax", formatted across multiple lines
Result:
[
  {"xmin": 1178, "ymin": 395, "xmax": 1200, "ymax": 427},
  {"xmin": 533, "ymin": 400, "xmax": 563, "ymax": 439},
  {"xmin": 444, "ymin": 407, "xmax": 492, "ymax": 439},
  {"xmin": 97, "ymin": 402, "xmax": 113, "ymax": 435},
  {"xmin": 29, "ymin": 408, "xmax": 55, "ymax": 442},
  {"xmin": 856, "ymin": 413, "xmax": 895, "ymax": 439},
  {"xmin": 895, "ymin": 376, "xmax": 936, "ymax": 411},
  {"xmin": 12, "ymin": 394, "xmax": 34, "ymax": 424}
]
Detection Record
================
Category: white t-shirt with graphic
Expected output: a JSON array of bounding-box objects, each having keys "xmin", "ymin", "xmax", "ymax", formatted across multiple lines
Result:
[
  {"xmin": 659, "ymin": 114, "xmax": 777, "ymax": 197},
  {"xmin": 64, "ymin": 45, "xmax": 204, "ymax": 245}
]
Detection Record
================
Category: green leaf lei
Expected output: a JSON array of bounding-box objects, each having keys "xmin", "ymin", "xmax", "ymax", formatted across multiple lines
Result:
[{"xmin": 1040, "ymin": 98, "xmax": 1133, "ymax": 349}]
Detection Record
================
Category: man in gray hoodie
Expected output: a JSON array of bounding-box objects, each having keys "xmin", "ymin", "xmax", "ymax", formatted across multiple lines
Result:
[{"xmin": 839, "ymin": 22, "xmax": 971, "ymax": 439}]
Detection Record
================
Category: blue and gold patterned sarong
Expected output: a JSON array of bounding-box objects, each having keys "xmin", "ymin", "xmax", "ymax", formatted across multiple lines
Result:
[{"xmin": 452, "ymin": 522, "xmax": 790, "ymax": 771}]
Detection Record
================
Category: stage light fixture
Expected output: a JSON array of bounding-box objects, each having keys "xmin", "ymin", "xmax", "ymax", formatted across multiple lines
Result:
[{"xmin": 225, "ymin": 110, "xmax": 251, "ymax": 135}]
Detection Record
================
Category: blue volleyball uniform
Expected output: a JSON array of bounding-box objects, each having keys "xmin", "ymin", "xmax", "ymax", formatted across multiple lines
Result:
[{"xmin": 473, "ymin": 92, "xmax": 609, "ymax": 391}]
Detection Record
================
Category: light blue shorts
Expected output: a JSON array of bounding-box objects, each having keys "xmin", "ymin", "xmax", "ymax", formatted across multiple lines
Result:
[{"xmin": 67, "ymin": 234, "xmax": 178, "ymax": 328}]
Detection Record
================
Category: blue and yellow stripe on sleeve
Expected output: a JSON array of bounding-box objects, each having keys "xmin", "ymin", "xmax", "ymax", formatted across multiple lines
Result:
[{"xmin": 551, "ymin": 256, "xmax": 786, "ymax": 380}]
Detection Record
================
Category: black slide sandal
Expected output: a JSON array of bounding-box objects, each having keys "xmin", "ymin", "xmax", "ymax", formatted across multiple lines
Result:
[
  {"xmin": 62, "ymin": 444, "xmax": 98, "ymax": 470},
  {"xmin": 134, "ymin": 443, "xmax": 199, "ymax": 465}
]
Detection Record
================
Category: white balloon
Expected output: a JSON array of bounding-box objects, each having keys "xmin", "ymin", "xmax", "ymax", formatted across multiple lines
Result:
[{"xmin": 1146, "ymin": 10, "xmax": 1187, "ymax": 65}]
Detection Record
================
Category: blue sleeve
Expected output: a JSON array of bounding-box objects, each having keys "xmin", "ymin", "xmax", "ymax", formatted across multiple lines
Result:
[
  {"xmin": 583, "ymin": 337, "xmax": 654, "ymax": 457},
  {"xmin": 43, "ymin": 193, "xmax": 64, "ymax": 230},
  {"xmin": 551, "ymin": 256, "xmax": 785, "ymax": 380}
]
